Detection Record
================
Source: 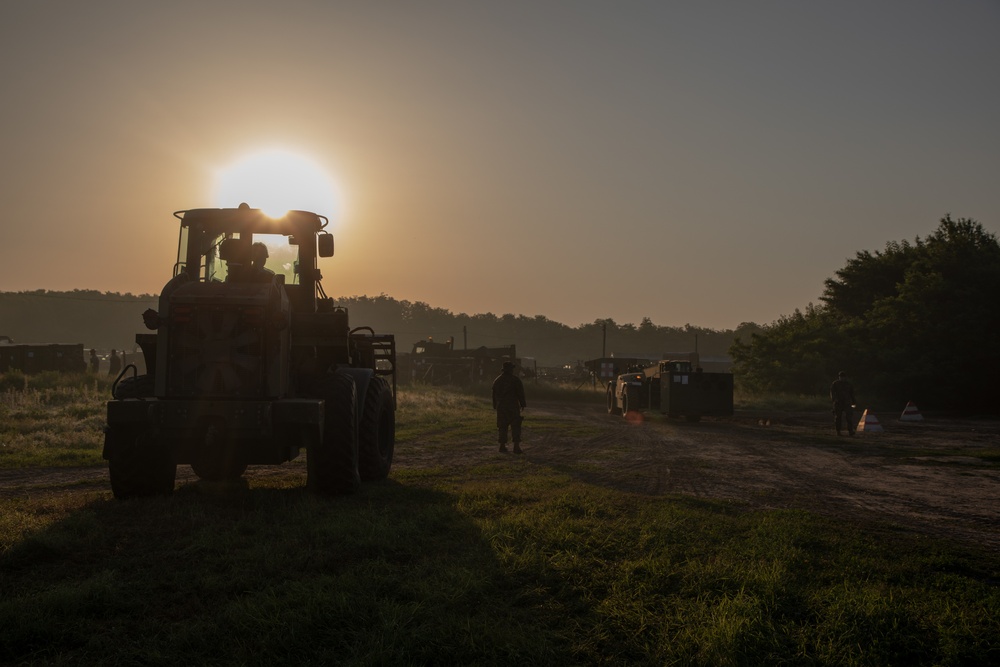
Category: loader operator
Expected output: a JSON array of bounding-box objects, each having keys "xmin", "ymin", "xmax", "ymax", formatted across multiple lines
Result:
[
  {"xmin": 830, "ymin": 371, "xmax": 856, "ymax": 437},
  {"xmin": 249, "ymin": 242, "xmax": 275, "ymax": 282},
  {"xmin": 492, "ymin": 360, "xmax": 526, "ymax": 454}
]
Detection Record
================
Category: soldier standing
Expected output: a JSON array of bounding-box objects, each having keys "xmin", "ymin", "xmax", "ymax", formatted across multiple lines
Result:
[
  {"xmin": 492, "ymin": 361, "xmax": 526, "ymax": 453},
  {"xmin": 830, "ymin": 371, "xmax": 856, "ymax": 437},
  {"xmin": 89, "ymin": 348, "xmax": 100, "ymax": 374},
  {"xmin": 108, "ymin": 349, "xmax": 122, "ymax": 377}
]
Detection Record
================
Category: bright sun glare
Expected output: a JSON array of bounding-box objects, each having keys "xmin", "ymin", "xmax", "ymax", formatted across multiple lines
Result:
[{"xmin": 212, "ymin": 149, "xmax": 341, "ymax": 220}]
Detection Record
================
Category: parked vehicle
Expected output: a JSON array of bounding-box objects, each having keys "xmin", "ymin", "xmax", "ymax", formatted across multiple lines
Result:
[{"xmin": 607, "ymin": 359, "xmax": 733, "ymax": 421}]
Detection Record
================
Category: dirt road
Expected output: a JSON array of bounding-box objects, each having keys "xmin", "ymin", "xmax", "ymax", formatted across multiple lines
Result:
[
  {"xmin": 514, "ymin": 403, "xmax": 1000, "ymax": 552},
  {"xmin": 3, "ymin": 401, "xmax": 997, "ymax": 551}
]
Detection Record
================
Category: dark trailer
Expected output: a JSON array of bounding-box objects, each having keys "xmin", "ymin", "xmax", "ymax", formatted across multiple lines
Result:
[{"xmin": 608, "ymin": 359, "xmax": 733, "ymax": 421}]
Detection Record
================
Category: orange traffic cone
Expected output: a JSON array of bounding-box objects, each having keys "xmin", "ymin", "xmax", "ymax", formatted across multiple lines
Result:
[
  {"xmin": 856, "ymin": 409, "xmax": 883, "ymax": 433},
  {"xmin": 899, "ymin": 401, "xmax": 924, "ymax": 422}
]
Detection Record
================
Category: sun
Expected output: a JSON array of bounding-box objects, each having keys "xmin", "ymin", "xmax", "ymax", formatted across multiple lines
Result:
[{"xmin": 212, "ymin": 149, "xmax": 342, "ymax": 220}]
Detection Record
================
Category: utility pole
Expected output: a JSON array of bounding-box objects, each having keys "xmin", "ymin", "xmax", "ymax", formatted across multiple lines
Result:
[{"xmin": 596, "ymin": 322, "xmax": 607, "ymax": 390}]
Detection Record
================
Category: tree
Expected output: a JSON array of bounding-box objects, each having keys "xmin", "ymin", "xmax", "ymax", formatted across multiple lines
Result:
[{"xmin": 732, "ymin": 216, "xmax": 1000, "ymax": 411}]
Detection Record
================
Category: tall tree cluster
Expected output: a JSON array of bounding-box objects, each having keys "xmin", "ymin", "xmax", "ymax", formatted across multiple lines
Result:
[{"xmin": 730, "ymin": 216, "xmax": 1000, "ymax": 410}]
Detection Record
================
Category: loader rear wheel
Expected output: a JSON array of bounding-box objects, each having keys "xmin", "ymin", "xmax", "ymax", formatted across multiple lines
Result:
[
  {"xmin": 358, "ymin": 376, "xmax": 395, "ymax": 482},
  {"xmin": 107, "ymin": 427, "xmax": 176, "ymax": 499},
  {"xmin": 606, "ymin": 384, "xmax": 621, "ymax": 416},
  {"xmin": 307, "ymin": 371, "xmax": 360, "ymax": 496}
]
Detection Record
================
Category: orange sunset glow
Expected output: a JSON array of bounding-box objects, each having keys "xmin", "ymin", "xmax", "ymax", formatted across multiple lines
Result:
[{"xmin": 2, "ymin": 2, "xmax": 998, "ymax": 330}]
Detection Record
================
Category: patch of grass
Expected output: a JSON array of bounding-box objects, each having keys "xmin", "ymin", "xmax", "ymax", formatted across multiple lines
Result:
[
  {"xmin": 457, "ymin": 378, "xmax": 607, "ymax": 404},
  {"xmin": 0, "ymin": 376, "xmax": 108, "ymax": 468},
  {"xmin": 847, "ymin": 442, "xmax": 1000, "ymax": 470},
  {"xmin": 525, "ymin": 413, "xmax": 606, "ymax": 439},
  {"xmin": 4, "ymin": 474, "xmax": 997, "ymax": 665},
  {"xmin": 395, "ymin": 384, "xmax": 494, "ymax": 443},
  {"xmin": 735, "ymin": 389, "xmax": 830, "ymax": 412},
  {"xmin": 971, "ymin": 447, "xmax": 1000, "ymax": 464}
]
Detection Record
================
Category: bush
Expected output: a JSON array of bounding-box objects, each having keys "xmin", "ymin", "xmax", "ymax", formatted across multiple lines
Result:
[{"xmin": 0, "ymin": 371, "xmax": 27, "ymax": 393}]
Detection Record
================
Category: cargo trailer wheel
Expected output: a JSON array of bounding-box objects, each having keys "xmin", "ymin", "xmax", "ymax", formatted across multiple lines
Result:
[
  {"xmin": 107, "ymin": 427, "xmax": 176, "ymax": 499},
  {"xmin": 358, "ymin": 376, "xmax": 395, "ymax": 481},
  {"xmin": 307, "ymin": 370, "xmax": 360, "ymax": 495},
  {"xmin": 606, "ymin": 384, "xmax": 622, "ymax": 416}
]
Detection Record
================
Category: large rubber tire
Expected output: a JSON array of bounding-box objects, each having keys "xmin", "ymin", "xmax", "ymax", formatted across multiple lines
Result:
[
  {"xmin": 606, "ymin": 383, "xmax": 622, "ymax": 416},
  {"xmin": 307, "ymin": 371, "xmax": 360, "ymax": 496},
  {"xmin": 107, "ymin": 427, "xmax": 176, "ymax": 499},
  {"xmin": 190, "ymin": 421, "xmax": 249, "ymax": 481},
  {"xmin": 358, "ymin": 376, "xmax": 395, "ymax": 481},
  {"xmin": 622, "ymin": 391, "xmax": 630, "ymax": 417}
]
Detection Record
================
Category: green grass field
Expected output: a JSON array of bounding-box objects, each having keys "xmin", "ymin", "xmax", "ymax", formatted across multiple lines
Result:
[{"xmin": 1, "ymin": 375, "xmax": 998, "ymax": 665}]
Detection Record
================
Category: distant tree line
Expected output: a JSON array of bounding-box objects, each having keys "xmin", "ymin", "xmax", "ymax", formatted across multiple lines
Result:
[
  {"xmin": 330, "ymin": 295, "xmax": 757, "ymax": 367},
  {"xmin": 730, "ymin": 215, "xmax": 1000, "ymax": 411},
  {"xmin": 0, "ymin": 289, "xmax": 751, "ymax": 368},
  {"xmin": 0, "ymin": 290, "xmax": 157, "ymax": 355}
]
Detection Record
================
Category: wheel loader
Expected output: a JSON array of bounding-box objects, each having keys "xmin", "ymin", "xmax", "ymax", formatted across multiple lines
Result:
[{"xmin": 104, "ymin": 205, "xmax": 396, "ymax": 498}]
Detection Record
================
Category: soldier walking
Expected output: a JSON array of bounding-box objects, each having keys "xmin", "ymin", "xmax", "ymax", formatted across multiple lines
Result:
[
  {"xmin": 492, "ymin": 361, "xmax": 526, "ymax": 453},
  {"xmin": 830, "ymin": 371, "xmax": 856, "ymax": 437}
]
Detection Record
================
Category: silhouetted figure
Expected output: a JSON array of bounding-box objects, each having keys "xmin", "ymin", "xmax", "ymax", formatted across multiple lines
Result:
[
  {"xmin": 830, "ymin": 371, "xmax": 856, "ymax": 437},
  {"xmin": 89, "ymin": 348, "xmax": 99, "ymax": 374},
  {"xmin": 492, "ymin": 361, "xmax": 526, "ymax": 453},
  {"xmin": 108, "ymin": 349, "xmax": 122, "ymax": 377},
  {"xmin": 249, "ymin": 242, "xmax": 275, "ymax": 282}
]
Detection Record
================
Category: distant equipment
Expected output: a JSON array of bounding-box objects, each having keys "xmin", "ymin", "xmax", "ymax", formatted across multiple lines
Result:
[
  {"xmin": 606, "ymin": 359, "xmax": 734, "ymax": 421},
  {"xmin": 397, "ymin": 337, "xmax": 518, "ymax": 386},
  {"xmin": 0, "ymin": 343, "xmax": 86, "ymax": 374}
]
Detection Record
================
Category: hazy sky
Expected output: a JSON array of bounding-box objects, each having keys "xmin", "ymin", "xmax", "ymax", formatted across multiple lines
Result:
[{"xmin": 2, "ymin": 1, "xmax": 998, "ymax": 330}]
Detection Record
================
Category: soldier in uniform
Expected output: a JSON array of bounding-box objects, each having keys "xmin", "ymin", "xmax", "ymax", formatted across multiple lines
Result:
[
  {"xmin": 492, "ymin": 360, "xmax": 526, "ymax": 453},
  {"xmin": 108, "ymin": 349, "xmax": 122, "ymax": 377},
  {"xmin": 830, "ymin": 371, "xmax": 856, "ymax": 437}
]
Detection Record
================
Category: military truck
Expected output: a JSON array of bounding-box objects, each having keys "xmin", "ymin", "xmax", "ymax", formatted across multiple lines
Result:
[
  {"xmin": 607, "ymin": 359, "xmax": 733, "ymax": 421},
  {"xmin": 104, "ymin": 205, "xmax": 396, "ymax": 498}
]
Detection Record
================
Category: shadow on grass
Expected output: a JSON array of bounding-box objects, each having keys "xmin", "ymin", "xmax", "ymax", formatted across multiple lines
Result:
[{"xmin": 0, "ymin": 479, "xmax": 579, "ymax": 665}]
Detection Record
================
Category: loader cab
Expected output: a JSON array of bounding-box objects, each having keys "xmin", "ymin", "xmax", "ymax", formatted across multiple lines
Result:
[
  {"xmin": 659, "ymin": 360, "xmax": 693, "ymax": 375},
  {"xmin": 172, "ymin": 206, "xmax": 334, "ymax": 314}
]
